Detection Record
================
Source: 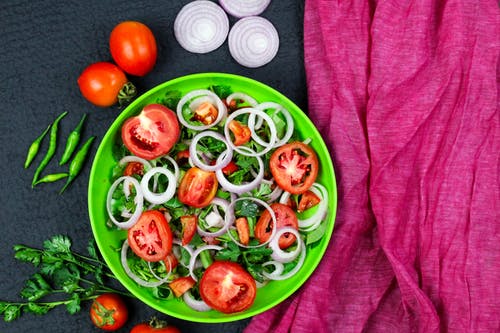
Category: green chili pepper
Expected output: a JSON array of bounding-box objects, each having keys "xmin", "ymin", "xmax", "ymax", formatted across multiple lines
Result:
[
  {"xmin": 34, "ymin": 172, "xmax": 68, "ymax": 185},
  {"xmin": 24, "ymin": 124, "xmax": 51, "ymax": 169},
  {"xmin": 59, "ymin": 136, "xmax": 96, "ymax": 194},
  {"xmin": 59, "ymin": 113, "xmax": 87, "ymax": 165},
  {"xmin": 31, "ymin": 111, "xmax": 68, "ymax": 187}
]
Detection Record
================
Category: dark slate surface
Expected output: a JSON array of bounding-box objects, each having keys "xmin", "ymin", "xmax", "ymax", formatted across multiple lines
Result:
[{"xmin": 0, "ymin": 1, "xmax": 306, "ymax": 332}]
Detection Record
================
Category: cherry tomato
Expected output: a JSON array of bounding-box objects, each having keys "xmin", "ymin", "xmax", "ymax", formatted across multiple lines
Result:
[
  {"xmin": 255, "ymin": 203, "xmax": 299, "ymax": 249},
  {"xmin": 78, "ymin": 62, "xmax": 135, "ymax": 107},
  {"xmin": 127, "ymin": 210, "xmax": 173, "ymax": 262},
  {"xmin": 121, "ymin": 104, "xmax": 180, "ymax": 160},
  {"xmin": 109, "ymin": 21, "xmax": 157, "ymax": 76},
  {"xmin": 269, "ymin": 141, "xmax": 319, "ymax": 194},
  {"xmin": 179, "ymin": 215, "xmax": 197, "ymax": 245},
  {"xmin": 89, "ymin": 293, "xmax": 128, "ymax": 331},
  {"xmin": 169, "ymin": 276, "xmax": 196, "ymax": 297},
  {"xmin": 200, "ymin": 261, "xmax": 256, "ymax": 313},
  {"xmin": 130, "ymin": 319, "xmax": 181, "ymax": 333},
  {"xmin": 178, "ymin": 167, "xmax": 218, "ymax": 208},
  {"xmin": 228, "ymin": 120, "xmax": 251, "ymax": 146}
]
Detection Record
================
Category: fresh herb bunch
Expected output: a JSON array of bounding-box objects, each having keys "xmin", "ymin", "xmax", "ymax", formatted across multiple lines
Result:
[{"xmin": 0, "ymin": 235, "xmax": 133, "ymax": 322}]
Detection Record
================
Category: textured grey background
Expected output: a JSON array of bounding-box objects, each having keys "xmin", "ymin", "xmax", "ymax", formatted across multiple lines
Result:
[{"xmin": 0, "ymin": 1, "xmax": 306, "ymax": 332}]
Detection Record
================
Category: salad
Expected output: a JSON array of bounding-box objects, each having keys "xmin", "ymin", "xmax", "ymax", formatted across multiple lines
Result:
[{"xmin": 105, "ymin": 85, "xmax": 329, "ymax": 314}]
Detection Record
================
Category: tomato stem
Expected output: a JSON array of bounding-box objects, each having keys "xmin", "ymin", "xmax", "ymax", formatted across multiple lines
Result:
[{"xmin": 118, "ymin": 81, "xmax": 137, "ymax": 106}]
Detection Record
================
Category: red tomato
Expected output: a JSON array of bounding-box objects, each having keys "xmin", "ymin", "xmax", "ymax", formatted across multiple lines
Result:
[
  {"xmin": 178, "ymin": 167, "xmax": 218, "ymax": 208},
  {"xmin": 269, "ymin": 142, "xmax": 319, "ymax": 194},
  {"xmin": 164, "ymin": 252, "xmax": 179, "ymax": 272},
  {"xmin": 298, "ymin": 190, "xmax": 321, "ymax": 212},
  {"xmin": 193, "ymin": 102, "xmax": 218, "ymax": 125},
  {"xmin": 130, "ymin": 320, "xmax": 181, "ymax": 333},
  {"xmin": 89, "ymin": 293, "xmax": 128, "ymax": 331},
  {"xmin": 121, "ymin": 104, "xmax": 180, "ymax": 160},
  {"xmin": 200, "ymin": 261, "xmax": 256, "ymax": 313},
  {"xmin": 179, "ymin": 215, "xmax": 197, "ymax": 246},
  {"xmin": 127, "ymin": 210, "xmax": 173, "ymax": 262},
  {"xmin": 77, "ymin": 62, "xmax": 134, "ymax": 107},
  {"xmin": 123, "ymin": 162, "xmax": 144, "ymax": 176},
  {"xmin": 109, "ymin": 21, "xmax": 157, "ymax": 76},
  {"xmin": 235, "ymin": 217, "xmax": 250, "ymax": 246},
  {"xmin": 255, "ymin": 203, "xmax": 299, "ymax": 249},
  {"xmin": 169, "ymin": 276, "xmax": 196, "ymax": 297},
  {"xmin": 221, "ymin": 160, "xmax": 238, "ymax": 175},
  {"xmin": 228, "ymin": 120, "xmax": 251, "ymax": 146}
]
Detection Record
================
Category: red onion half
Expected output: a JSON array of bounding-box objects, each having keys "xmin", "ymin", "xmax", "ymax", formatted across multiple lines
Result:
[
  {"xmin": 174, "ymin": 0, "xmax": 229, "ymax": 54},
  {"xmin": 219, "ymin": 0, "xmax": 271, "ymax": 18},
  {"xmin": 228, "ymin": 16, "xmax": 279, "ymax": 68}
]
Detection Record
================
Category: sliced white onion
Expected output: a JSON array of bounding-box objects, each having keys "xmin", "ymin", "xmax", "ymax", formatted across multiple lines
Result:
[
  {"xmin": 269, "ymin": 227, "xmax": 302, "ymax": 263},
  {"xmin": 118, "ymin": 155, "xmax": 153, "ymax": 170},
  {"xmin": 228, "ymin": 16, "xmax": 279, "ymax": 68},
  {"xmin": 262, "ymin": 237, "xmax": 306, "ymax": 281},
  {"xmin": 218, "ymin": 0, "xmax": 271, "ymax": 18},
  {"xmin": 266, "ymin": 185, "xmax": 284, "ymax": 202},
  {"xmin": 120, "ymin": 240, "xmax": 170, "ymax": 287},
  {"xmin": 183, "ymin": 290, "xmax": 212, "ymax": 312},
  {"xmin": 251, "ymin": 102, "xmax": 295, "ymax": 147},
  {"xmin": 140, "ymin": 167, "xmax": 177, "ymax": 205},
  {"xmin": 174, "ymin": 0, "xmax": 229, "ymax": 54},
  {"xmin": 197, "ymin": 198, "xmax": 231, "ymax": 237},
  {"xmin": 107, "ymin": 176, "xmax": 143, "ymax": 229},
  {"xmin": 216, "ymin": 148, "xmax": 264, "ymax": 194},
  {"xmin": 148, "ymin": 260, "xmax": 173, "ymax": 282},
  {"xmin": 156, "ymin": 155, "xmax": 180, "ymax": 181},
  {"xmin": 224, "ymin": 108, "xmax": 277, "ymax": 157},
  {"xmin": 189, "ymin": 245, "xmax": 223, "ymax": 281},
  {"xmin": 226, "ymin": 92, "xmax": 258, "ymax": 108},
  {"xmin": 173, "ymin": 239, "xmax": 195, "ymax": 267},
  {"xmin": 189, "ymin": 131, "xmax": 233, "ymax": 171},
  {"xmin": 177, "ymin": 89, "xmax": 227, "ymax": 131},
  {"xmin": 188, "ymin": 95, "xmax": 217, "ymax": 110},
  {"xmin": 226, "ymin": 197, "xmax": 277, "ymax": 248}
]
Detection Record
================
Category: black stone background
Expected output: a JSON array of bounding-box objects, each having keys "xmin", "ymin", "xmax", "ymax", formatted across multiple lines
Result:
[{"xmin": 0, "ymin": 1, "xmax": 307, "ymax": 332}]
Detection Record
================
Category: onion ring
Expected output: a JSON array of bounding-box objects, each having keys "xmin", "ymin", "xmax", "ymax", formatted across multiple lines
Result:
[
  {"xmin": 183, "ymin": 290, "xmax": 212, "ymax": 312},
  {"xmin": 140, "ymin": 167, "xmax": 177, "ymax": 205},
  {"xmin": 188, "ymin": 245, "xmax": 223, "ymax": 281},
  {"xmin": 262, "ymin": 237, "xmax": 306, "ymax": 281},
  {"xmin": 269, "ymin": 227, "xmax": 302, "ymax": 263},
  {"xmin": 216, "ymin": 148, "xmax": 264, "ymax": 194},
  {"xmin": 189, "ymin": 131, "xmax": 233, "ymax": 171},
  {"xmin": 107, "ymin": 176, "xmax": 143, "ymax": 229}
]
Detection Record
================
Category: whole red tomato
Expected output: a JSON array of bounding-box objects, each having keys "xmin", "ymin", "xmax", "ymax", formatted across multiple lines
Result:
[
  {"xmin": 110, "ymin": 21, "xmax": 157, "ymax": 76},
  {"xmin": 89, "ymin": 293, "xmax": 128, "ymax": 331},
  {"xmin": 77, "ymin": 62, "xmax": 136, "ymax": 107},
  {"xmin": 131, "ymin": 318, "xmax": 181, "ymax": 333}
]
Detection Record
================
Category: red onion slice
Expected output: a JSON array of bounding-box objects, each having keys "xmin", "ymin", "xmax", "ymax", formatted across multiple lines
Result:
[
  {"xmin": 140, "ymin": 167, "xmax": 177, "ymax": 205},
  {"xmin": 174, "ymin": 0, "xmax": 229, "ymax": 54},
  {"xmin": 189, "ymin": 131, "xmax": 233, "ymax": 171},
  {"xmin": 120, "ymin": 240, "xmax": 171, "ymax": 287},
  {"xmin": 177, "ymin": 89, "xmax": 227, "ymax": 131},
  {"xmin": 107, "ymin": 176, "xmax": 143, "ymax": 229},
  {"xmin": 269, "ymin": 227, "xmax": 302, "ymax": 263},
  {"xmin": 218, "ymin": 0, "xmax": 271, "ymax": 18},
  {"xmin": 228, "ymin": 16, "xmax": 279, "ymax": 68},
  {"xmin": 183, "ymin": 290, "xmax": 212, "ymax": 312},
  {"xmin": 189, "ymin": 245, "xmax": 223, "ymax": 281}
]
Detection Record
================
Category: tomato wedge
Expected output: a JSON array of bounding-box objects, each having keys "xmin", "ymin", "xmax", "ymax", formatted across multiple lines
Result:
[
  {"xmin": 169, "ymin": 276, "xmax": 196, "ymax": 297},
  {"xmin": 228, "ymin": 120, "xmax": 251, "ymax": 146},
  {"xmin": 269, "ymin": 141, "xmax": 319, "ymax": 194},
  {"xmin": 178, "ymin": 167, "xmax": 218, "ymax": 208},
  {"xmin": 200, "ymin": 261, "xmax": 256, "ymax": 313},
  {"xmin": 127, "ymin": 210, "xmax": 173, "ymax": 262},
  {"xmin": 193, "ymin": 102, "xmax": 218, "ymax": 125},
  {"xmin": 180, "ymin": 215, "xmax": 197, "ymax": 246},
  {"xmin": 235, "ymin": 217, "xmax": 250, "ymax": 246},
  {"xmin": 255, "ymin": 203, "xmax": 299, "ymax": 249},
  {"xmin": 298, "ymin": 190, "xmax": 321, "ymax": 212},
  {"xmin": 121, "ymin": 104, "xmax": 180, "ymax": 160}
]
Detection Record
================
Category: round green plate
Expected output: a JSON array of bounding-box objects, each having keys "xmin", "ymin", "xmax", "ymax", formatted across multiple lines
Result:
[{"xmin": 88, "ymin": 72, "xmax": 337, "ymax": 323}]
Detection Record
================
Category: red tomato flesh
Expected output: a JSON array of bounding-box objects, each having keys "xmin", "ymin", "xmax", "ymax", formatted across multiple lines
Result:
[
  {"xmin": 178, "ymin": 167, "xmax": 218, "ymax": 208},
  {"xmin": 255, "ymin": 203, "xmax": 299, "ymax": 249}
]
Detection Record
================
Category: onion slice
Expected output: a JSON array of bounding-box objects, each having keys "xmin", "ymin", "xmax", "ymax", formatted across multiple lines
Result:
[
  {"xmin": 189, "ymin": 131, "xmax": 233, "ymax": 171},
  {"xmin": 188, "ymin": 245, "xmax": 223, "ymax": 281},
  {"xmin": 140, "ymin": 167, "xmax": 177, "ymax": 205},
  {"xmin": 218, "ymin": 0, "xmax": 271, "ymax": 18},
  {"xmin": 216, "ymin": 148, "xmax": 264, "ymax": 194},
  {"xmin": 174, "ymin": 0, "xmax": 229, "ymax": 54},
  {"xmin": 228, "ymin": 16, "xmax": 279, "ymax": 68},
  {"xmin": 183, "ymin": 290, "xmax": 212, "ymax": 312},
  {"xmin": 107, "ymin": 176, "xmax": 144, "ymax": 229},
  {"xmin": 262, "ymin": 237, "xmax": 306, "ymax": 281},
  {"xmin": 197, "ymin": 198, "xmax": 231, "ymax": 237},
  {"xmin": 269, "ymin": 227, "xmax": 302, "ymax": 263}
]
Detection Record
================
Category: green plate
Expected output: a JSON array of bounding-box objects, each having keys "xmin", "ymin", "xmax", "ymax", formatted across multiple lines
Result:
[{"xmin": 88, "ymin": 72, "xmax": 337, "ymax": 323}]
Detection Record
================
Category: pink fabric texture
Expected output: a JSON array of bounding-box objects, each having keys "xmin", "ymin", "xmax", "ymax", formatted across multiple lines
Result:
[{"xmin": 245, "ymin": 0, "xmax": 499, "ymax": 332}]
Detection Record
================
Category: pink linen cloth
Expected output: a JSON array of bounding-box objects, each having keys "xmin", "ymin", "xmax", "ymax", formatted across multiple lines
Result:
[{"xmin": 245, "ymin": 0, "xmax": 499, "ymax": 332}]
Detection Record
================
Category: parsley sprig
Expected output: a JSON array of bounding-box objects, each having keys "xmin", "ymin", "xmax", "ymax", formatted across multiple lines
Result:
[{"xmin": 0, "ymin": 235, "xmax": 133, "ymax": 322}]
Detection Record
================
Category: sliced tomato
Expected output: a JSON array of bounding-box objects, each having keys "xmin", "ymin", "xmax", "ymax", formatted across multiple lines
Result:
[
  {"xmin": 121, "ymin": 104, "xmax": 180, "ymax": 160},
  {"xmin": 269, "ymin": 142, "xmax": 319, "ymax": 194},
  {"xmin": 200, "ymin": 261, "xmax": 256, "ymax": 313},
  {"xmin": 180, "ymin": 215, "xmax": 197, "ymax": 246},
  {"xmin": 228, "ymin": 120, "xmax": 251, "ymax": 146},
  {"xmin": 163, "ymin": 252, "xmax": 179, "ymax": 272},
  {"xmin": 298, "ymin": 190, "xmax": 321, "ymax": 212},
  {"xmin": 175, "ymin": 149, "xmax": 190, "ymax": 166},
  {"xmin": 193, "ymin": 102, "xmax": 218, "ymax": 125},
  {"xmin": 123, "ymin": 161, "xmax": 144, "ymax": 176},
  {"xmin": 235, "ymin": 217, "xmax": 250, "ymax": 246},
  {"xmin": 169, "ymin": 276, "xmax": 196, "ymax": 297},
  {"xmin": 127, "ymin": 210, "xmax": 173, "ymax": 262},
  {"xmin": 222, "ymin": 160, "xmax": 238, "ymax": 175},
  {"xmin": 178, "ymin": 167, "xmax": 218, "ymax": 208},
  {"xmin": 255, "ymin": 203, "xmax": 298, "ymax": 249}
]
